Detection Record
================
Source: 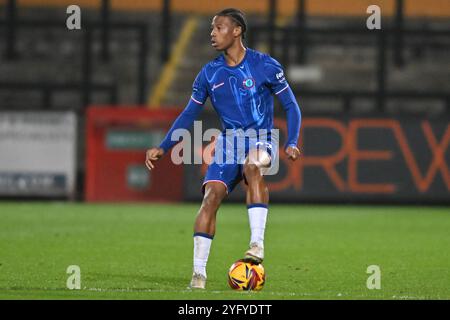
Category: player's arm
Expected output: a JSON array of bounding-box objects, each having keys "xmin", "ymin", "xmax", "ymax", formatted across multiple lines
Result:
[
  {"xmin": 276, "ymin": 85, "xmax": 301, "ymax": 161},
  {"xmin": 145, "ymin": 69, "xmax": 208, "ymax": 171},
  {"xmin": 145, "ymin": 98, "xmax": 204, "ymax": 171},
  {"xmin": 265, "ymin": 57, "xmax": 302, "ymax": 161}
]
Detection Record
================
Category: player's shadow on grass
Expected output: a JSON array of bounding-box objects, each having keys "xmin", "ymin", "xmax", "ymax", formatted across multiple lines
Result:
[{"xmin": 87, "ymin": 272, "xmax": 187, "ymax": 288}]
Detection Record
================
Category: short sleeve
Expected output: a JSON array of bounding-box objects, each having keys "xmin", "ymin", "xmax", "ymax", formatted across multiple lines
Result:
[
  {"xmin": 264, "ymin": 56, "xmax": 289, "ymax": 95},
  {"xmin": 191, "ymin": 68, "xmax": 209, "ymax": 105}
]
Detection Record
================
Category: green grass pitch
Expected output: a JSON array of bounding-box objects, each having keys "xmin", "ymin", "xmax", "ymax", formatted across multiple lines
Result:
[{"xmin": 0, "ymin": 202, "xmax": 449, "ymax": 300}]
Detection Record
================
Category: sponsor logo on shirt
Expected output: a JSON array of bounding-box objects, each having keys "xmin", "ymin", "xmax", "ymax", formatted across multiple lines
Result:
[{"xmin": 276, "ymin": 71, "xmax": 286, "ymax": 83}]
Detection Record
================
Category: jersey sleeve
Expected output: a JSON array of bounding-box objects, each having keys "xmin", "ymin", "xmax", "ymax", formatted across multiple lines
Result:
[
  {"xmin": 264, "ymin": 55, "xmax": 302, "ymax": 148},
  {"xmin": 264, "ymin": 56, "xmax": 289, "ymax": 96},
  {"xmin": 191, "ymin": 67, "xmax": 209, "ymax": 105}
]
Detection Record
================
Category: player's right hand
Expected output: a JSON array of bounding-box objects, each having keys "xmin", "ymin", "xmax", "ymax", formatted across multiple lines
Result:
[{"xmin": 145, "ymin": 147, "xmax": 164, "ymax": 170}]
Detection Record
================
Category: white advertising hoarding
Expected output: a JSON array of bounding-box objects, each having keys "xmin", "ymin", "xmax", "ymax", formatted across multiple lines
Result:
[{"xmin": 0, "ymin": 112, "xmax": 77, "ymax": 197}]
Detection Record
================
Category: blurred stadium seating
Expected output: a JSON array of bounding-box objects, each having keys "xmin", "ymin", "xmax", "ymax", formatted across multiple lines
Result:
[{"xmin": 0, "ymin": 0, "xmax": 449, "ymax": 113}]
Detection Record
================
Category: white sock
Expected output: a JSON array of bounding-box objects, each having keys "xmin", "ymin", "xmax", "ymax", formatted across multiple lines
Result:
[
  {"xmin": 248, "ymin": 204, "xmax": 268, "ymax": 247},
  {"xmin": 193, "ymin": 233, "xmax": 213, "ymax": 277}
]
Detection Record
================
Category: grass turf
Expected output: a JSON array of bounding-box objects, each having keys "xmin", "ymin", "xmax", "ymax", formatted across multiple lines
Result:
[{"xmin": 0, "ymin": 202, "xmax": 449, "ymax": 300}]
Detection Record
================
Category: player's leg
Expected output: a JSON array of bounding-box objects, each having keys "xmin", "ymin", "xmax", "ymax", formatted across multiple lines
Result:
[
  {"xmin": 244, "ymin": 149, "xmax": 270, "ymax": 204},
  {"xmin": 242, "ymin": 148, "xmax": 271, "ymax": 264},
  {"xmin": 194, "ymin": 181, "xmax": 227, "ymax": 236},
  {"xmin": 190, "ymin": 181, "xmax": 227, "ymax": 289}
]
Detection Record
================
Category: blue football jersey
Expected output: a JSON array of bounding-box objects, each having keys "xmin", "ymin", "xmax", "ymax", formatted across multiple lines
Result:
[
  {"xmin": 190, "ymin": 48, "xmax": 290, "ymax": 133},
  {"xmin": 158, "ymin": 47, "xmax": 301, "ymax": 153}
]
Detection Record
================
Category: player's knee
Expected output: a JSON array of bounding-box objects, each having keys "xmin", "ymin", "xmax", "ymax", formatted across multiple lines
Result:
[
  {"xmin": 243, "ymin": 163, "xmax": 261, "ymax": 180},
  {"xmin": 201, "ymin": 194, "xmax": 220, "ymax": 212},
  {"xmin": 202, "ymin": 185, "xmax": 224, "ymax": 210}
]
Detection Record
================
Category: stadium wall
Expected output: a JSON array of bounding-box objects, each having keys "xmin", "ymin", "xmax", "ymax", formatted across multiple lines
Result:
[
  {"xmin": 0, "ymin": 111, "xmax": 77, "ymax": 199},
  {"xmin": 83, "ymin": 107, "xmax": 449, "ymax": 204}
]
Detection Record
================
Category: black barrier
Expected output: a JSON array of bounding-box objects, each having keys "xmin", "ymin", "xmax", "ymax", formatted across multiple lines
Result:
[{"xmin": 181, "ymin": 113, "xmax": 450, "ymax": 204}]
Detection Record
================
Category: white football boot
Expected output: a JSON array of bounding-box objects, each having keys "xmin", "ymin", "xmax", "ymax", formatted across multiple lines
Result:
[
  {"xmin": 188, "ymin": 272, "xmax": 206, "ymax": 289},
  {"xmin": 244, "ymin": 242, "xmax": 264, "ymax": 264}
]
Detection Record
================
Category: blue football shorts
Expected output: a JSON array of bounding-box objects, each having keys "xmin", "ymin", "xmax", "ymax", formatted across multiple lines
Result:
[{"xmin": 202, "ymin": 131, "xmax": 279, "ymax": 194}]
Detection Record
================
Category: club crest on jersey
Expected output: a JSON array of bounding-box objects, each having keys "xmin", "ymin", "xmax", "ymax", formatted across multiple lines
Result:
[{"xmin": 243, "ymin": 78, "xmax": 255, "ymax": 89}]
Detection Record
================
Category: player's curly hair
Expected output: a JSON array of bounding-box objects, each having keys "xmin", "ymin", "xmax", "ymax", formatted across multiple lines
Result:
[{"xmin": 215, "ymin": 8, "xmax": 247, "ymax": 39}]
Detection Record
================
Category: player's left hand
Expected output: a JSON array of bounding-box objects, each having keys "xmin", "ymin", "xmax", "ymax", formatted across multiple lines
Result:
[{"xmin": 285, "ymin": 146, "xmax": 300, "ymax": 161}]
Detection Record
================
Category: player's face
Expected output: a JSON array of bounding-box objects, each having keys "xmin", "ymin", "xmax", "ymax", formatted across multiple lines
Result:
[{"xmin": 210, "ymin": 15, "xmax": 240, "ymax": 51}]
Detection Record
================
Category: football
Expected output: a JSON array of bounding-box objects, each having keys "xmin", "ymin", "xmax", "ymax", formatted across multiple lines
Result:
[{"xmin": 227, "ymin": 260, "xmax": 265, "ymax": 291}]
